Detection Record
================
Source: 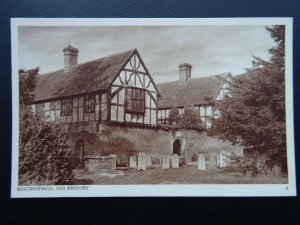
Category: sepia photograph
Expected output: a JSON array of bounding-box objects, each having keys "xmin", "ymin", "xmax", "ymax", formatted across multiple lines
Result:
[{"xmin": 11, "ymin": 18, "xmax": 295, "ymax": 197}]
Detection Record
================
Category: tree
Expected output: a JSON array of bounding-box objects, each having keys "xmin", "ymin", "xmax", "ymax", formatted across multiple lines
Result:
[
  {"xmin": 19, "ymin": 68, "xmax": 74, "ymax": 185},
  {"xmin": 180, "ymin": 105, "xmax": 203, "ymax": 129},
  {"xmin": 209, "ymin": 26, "xmax": 286, "ymax": 172},
  {"xmin": 160, "ymin": 105, "xmax": 204, "ymax": 131},
  {"xmin": 168, "ymin": 106, "xmax": 180, "ymax": 124},
  {"xmin": 19, "ymin": 67, "xmax": 39, "ymax": 107}
]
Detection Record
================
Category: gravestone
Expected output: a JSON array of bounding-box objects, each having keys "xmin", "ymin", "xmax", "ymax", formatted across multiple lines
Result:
[
  {"xmin": 162, "ymin": 155, "xmax": 170, "ymax": 169},
  {"xmin": 137, "ymin": 152, "xmax": 146, "ymax": 171},
  {"xmin": 219, "ymin": 151, "xmax": 230, "ymax": 168},
  {"xmin": 146, "ymin": 155, "xmax": 152, "ymax": 167},
  {"xmin": 172, "ymin": 154, "xmax": 179, "ymax": 169},
  {"xmin": 198, "ymin": 154, "xmax": 206, "ymax": 171},
  {"xmin": 272, "ymin": 165, "xmax": 282, "ymax": 178},
  {"xmin": 129, "ymin": 156, "xmax": 137, "ymax": 168}
]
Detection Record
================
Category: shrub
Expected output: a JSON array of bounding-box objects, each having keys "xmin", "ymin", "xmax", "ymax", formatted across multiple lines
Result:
[
  {"xmin": 19, "ymin": 113, "xmax": 74, "ymax": 185},
  {"xmin": 191, "ymin": 153, "xmax": 198, "ymax": 162}
]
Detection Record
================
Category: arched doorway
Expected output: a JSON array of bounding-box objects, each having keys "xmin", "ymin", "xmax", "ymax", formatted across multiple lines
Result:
[
  {"xmin": 74, "ymin": 140, "xmax": 84, "ymax": 168},
  {"xmin": 173, "ymin": 139, "xmax": 181, "ymax": 156}
]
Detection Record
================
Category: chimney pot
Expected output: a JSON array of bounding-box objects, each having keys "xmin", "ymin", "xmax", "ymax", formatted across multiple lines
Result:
[
  {"xmin": 178, "ymin": 63, "xmax": 192, "ymax": 85},
  {"xmin": 63, "ymin": 45, "xmax": 79, "ymax": 71}
]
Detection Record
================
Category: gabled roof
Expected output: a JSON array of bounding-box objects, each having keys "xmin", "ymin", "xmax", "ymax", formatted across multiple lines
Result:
[
  {"xmin": 33, "ymin": 49, "xmax": 136, "ymax": 102},
  {"xmin": 157, "ymin": 73, "xmax": 230, "ymax": 108}
]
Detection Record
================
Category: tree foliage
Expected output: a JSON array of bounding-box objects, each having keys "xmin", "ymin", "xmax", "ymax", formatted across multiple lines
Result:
[
  {"xmin": 19, "ymin": 67, "xmax": 39, "ymax": 106},
  {"xmin": 209, "ymin": 26, "xmax": 286, "ymax": 170},
  {"xmin": 162, "ymin": 105, "xmax": 204, "ymax": 131},
  {"xmin": 19, "ymin": 68, "xmax": 74, "ymax": 185},
  {"xmin": 19, "ymin": 114, "xmax": 74, "ymax": 185},
  {"xmin": 168, "ymin": 106, "xmax": 180, "ymax": 124}
]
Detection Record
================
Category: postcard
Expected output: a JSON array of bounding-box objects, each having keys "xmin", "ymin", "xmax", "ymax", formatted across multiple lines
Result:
[{"xmin": 11, "ymin": 18, "xmax": 296, "ymax": 197}]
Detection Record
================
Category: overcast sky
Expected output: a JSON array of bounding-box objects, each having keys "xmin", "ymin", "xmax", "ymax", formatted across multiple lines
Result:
[{"xmin": 18, "ymin": 25, "xmax": 275, "ymax": 83}]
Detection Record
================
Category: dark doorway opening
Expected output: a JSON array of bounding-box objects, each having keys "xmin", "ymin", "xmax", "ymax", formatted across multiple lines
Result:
[
  {"xmin": 173, "ymin": 139, "xmax": 181, "ymax": 156},
  {"xmin": 74, "ymin": 140, "xmax": 84, "ymax": 168}
]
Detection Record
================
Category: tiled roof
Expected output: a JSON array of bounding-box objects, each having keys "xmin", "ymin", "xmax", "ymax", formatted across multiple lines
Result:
[
  {"xmin": 157, "ymin": 73, "xmax": 230, "ymax": 108},
  {"xmin": 33, "ymin": 49, "xmax": 136, "ymax": 102}
]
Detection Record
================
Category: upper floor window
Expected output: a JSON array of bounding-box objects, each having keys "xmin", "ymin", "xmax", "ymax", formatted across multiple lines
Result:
[
  {"xmin": 125, "ymin": 88, "xmax": 145, "ymax": 114},
  {"xmin": 84, "ymin": 94, "xmax": 95, "ymax": 113},
  {"xmin": 61, "ymin": 98, "xmax": 73, "ymax": 116}
]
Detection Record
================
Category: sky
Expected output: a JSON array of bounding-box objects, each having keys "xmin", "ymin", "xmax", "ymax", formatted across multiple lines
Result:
[{"xmin": 18, "ymin": 25, "xmax": 276, "ymax": 84}]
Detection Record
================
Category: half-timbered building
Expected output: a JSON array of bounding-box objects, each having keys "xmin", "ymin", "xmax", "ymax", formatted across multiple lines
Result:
[
  {"xmin": 32, "ymin": 46, "xmax": 159, "ymax": 127},
  {"xmin": 27, "ymin": 45, "xmax": 242, "ymax": 170},
  {"xmin": 157, "ymin": 63, "xmax": 231, "ymax": 128}
]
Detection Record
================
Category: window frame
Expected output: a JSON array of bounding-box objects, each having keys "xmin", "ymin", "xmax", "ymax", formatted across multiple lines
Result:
[
  {"xmin": 84, "ymin": 94, "xmax": 96, "ymax": 114},
  {"xmin": 125, "ymin": 87, "xmax": 145, "ymax": 114},
  {"xmin": 61, "ymin": 98, "xmax": 73, "ymax": 116}
]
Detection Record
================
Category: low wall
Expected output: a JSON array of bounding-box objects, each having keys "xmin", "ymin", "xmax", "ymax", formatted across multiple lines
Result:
[
  {"xmin": 70, "ymin": 123, "xmax": 243, "ymax": 168},
  {"xmin": 84, "ymin": 155, "xmax": 116, "ymax": 173}
]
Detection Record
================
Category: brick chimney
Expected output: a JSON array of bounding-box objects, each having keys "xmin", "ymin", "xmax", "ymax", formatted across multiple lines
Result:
[
  {"xmin": 63, "ymin": 45, "xmax": 78, "ymax": 71},
  {"xmin": 178, "ymin": 63, "xmax": 192, "ymax": 85}
]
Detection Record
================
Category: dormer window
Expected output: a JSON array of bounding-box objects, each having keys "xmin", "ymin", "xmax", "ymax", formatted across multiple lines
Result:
[{"xmin": 125, "ymin": 87, "xmax": 145, "ymax": 114}]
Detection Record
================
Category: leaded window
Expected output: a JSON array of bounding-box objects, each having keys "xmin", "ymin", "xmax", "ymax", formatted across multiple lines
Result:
[
  {"xmin": 84, "ymin": 94, "xmax": 95, "ymax": 113},
  {"xmin": 61, "ymin": 98, "xmax": 73, "ymax": 116},
  {"xmin": 125, "ymin": 88, "xmax": 145, "ymax": 113}
]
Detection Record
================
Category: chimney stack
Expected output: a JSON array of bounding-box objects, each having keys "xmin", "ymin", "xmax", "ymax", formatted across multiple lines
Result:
[
  {"xmin": 178, "ymin": 63, "xmax": 192, "ymax": 85},
  {"xmin": 63, "ymin": 45, "xmax": 78, "ymax": 71}
]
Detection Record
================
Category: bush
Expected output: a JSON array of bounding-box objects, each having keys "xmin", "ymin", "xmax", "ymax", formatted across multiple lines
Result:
[
  {"xmin": 19, "ymin": 113, "xmax": 74, "ymax": 185},
  {"xmin": 191, "ymin": 153, "xmax": 198, "ymax": 162}
]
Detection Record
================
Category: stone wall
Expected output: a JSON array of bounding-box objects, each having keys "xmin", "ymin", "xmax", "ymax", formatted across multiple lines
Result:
[
  {"xmin": 68, "ymin": 123, "xmax": 242, "ymax": 168},
  {"xmin": 70, "ymin": 123, "xmax": 173, "ymax": 167},
  {"xmin": 84, "ymin": 155, "xmax": 116, "ymax": 173}
]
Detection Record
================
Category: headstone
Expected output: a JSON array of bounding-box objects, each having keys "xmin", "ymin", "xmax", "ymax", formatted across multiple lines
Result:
[
  {"xmin": 129, "ymin": 156, "xmax": 137, "ymax": 168},
  {"xmin": 172, "ymin": 154, "xmax": 179, "ymax": 169},
  {"xmin": 219, "ymin": 151, "xmax": 229, "ymax": 168},
  {"xmin": 272, "ymin": 165, "xmax": 282, "ymax": 178},
  {"xmin": 217, "ymin": 156, "xmax": 220, "ymax": 168},
  {"xmin": 146, "ymin": 155, "xmax": 152, "ymax": 167},
  {"xmin": 198, "ymin": 154, "xmax": 206, "ymax": 171},
  {"xmin": 137, "ymin": 152, "xmax": 146, "ymax": 171},
  {"xmin": 179, "ymin": 157, "xmax": 186, "ymax": 167},
  {"xmin": 162, "ymin": 155, "xmax": 170, "ymax": 169}
]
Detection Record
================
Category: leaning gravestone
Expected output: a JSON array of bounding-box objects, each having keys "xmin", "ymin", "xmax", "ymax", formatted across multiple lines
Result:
[
  {"xmin": 198, "ymin": 154, "xmax": 206, "ymax": 171},
  {"xmin": 137, "ymin": 152, "xmax": 146, "ymax": 171},
  {"xmin": 162, "ymin": 155, "xmax": 170, "ymax": 169},
  {"xmin": 129, "ymin": 156, "xmax": 137, "ymax": 168},
  {"xmin": 172, "ymin": 154, "xmax": 179, "ymax": 169},
  {"xmin": 146, "ymin": 155, "xmax": 152, "ymax": 167}
]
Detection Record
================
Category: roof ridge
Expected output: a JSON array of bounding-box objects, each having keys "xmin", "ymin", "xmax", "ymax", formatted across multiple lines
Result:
[
  {"xmin": 69, "ymin": 48, "xmax": 136, "ymax": 68},
  {"xmin": 157, "ymin": 72, "xmax": 230, "ymax": 86},
  {"xmin": 39, "ymin": 48, "xmax": 136, "ymax": 76}
]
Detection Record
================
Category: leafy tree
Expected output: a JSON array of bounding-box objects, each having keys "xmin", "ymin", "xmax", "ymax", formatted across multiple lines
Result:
[
  {"xmin": 19, "ymin": 67, "xmax": 39, "ymax": 107},
  {"xmin": 19, "ymin": 68, "xmax": 73, "ymax": 185},
  {"xmin": 180, "ymin": 105, "xmax": 203, "ymax": 129},
  {"xmin": 168, "ymin": 106, "xmax": 180, "ymax": 124},
  {"xmin": 162, "ymin": 105, "xmax": 204, "ymax": 130},
  {"xmin": 209, "ymin": 26, "xmax": 286, "ymax": 172}
]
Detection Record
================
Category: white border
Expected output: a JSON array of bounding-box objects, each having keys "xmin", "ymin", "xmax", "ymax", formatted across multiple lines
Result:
[{"xmin": 11, "ymin": 18, "xmax": 296, "ymax": 197}]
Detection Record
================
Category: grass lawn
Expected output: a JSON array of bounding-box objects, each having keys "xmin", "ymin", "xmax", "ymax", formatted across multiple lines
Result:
[{"xmin": 74, "ymin": 164, "xmax": 288, "ymax": 185}]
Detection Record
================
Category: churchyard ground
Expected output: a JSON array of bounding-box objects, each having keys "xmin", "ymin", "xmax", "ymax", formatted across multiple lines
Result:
[{"xmin": 74, "ymin": 164, "xmax": 288, "ymax": 185}]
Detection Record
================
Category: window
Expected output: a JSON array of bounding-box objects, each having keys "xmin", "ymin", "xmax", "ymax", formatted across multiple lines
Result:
[
  {"xmin": 125, "ymin": 88, "xmax": 145, "ymax": 113},
  {"xmin": 84, "ymin": 94, "xmax": 95, "ymax": 113},
  {"xmin": 61, "ymin": 98, "xmax": 73, "ymax": 116}
]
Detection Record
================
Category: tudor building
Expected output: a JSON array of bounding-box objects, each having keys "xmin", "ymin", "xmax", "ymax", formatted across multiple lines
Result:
[
  {"xmin": 31, "ymin": 46, "xmax": 159, "ymax": 127},
  {"xmin": 157, "ymin": 63, "xmax": 230, "ymax": 127},
  {"xmin": 26, "ymin": 45, "xmax": 242, "ymax": 169}
]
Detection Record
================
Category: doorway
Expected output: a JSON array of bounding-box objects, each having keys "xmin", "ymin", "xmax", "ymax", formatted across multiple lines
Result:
[
  {"xmin": 173, "ymin": 139, "xmax": 181, "ymax": 156},
  {"xmin": 74, "ymin": 140, "xmax": 84, "ymax": 168}
]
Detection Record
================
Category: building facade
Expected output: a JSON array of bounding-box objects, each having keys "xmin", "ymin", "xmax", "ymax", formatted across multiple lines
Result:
[{"xmin": 27, "ymin": 46, "xmax": 242, "ymax": 169}]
